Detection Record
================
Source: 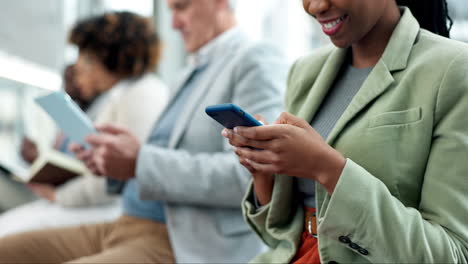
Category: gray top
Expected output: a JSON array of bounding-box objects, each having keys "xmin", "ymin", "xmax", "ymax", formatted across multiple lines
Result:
[{"xmin": 297, "ymin": 62, "xmax": 373, "ymax": 208}]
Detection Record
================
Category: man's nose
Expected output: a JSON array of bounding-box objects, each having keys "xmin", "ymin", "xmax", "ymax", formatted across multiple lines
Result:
[{"xmin": 171, "ymin": 14, "xmax": 183, "ymax": 30}]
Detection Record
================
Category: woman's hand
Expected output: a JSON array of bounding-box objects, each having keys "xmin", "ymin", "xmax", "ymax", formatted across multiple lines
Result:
[
  {"xmin": 28, "ymin": 183, "xmax": 56, "ymax": 202},
  {"xmin": 20, "ymin": 137, "xmax": 38, "ymax": 164},
  {"xmin": 223, "ymin": 115, "xmax": 274, "ymax": 205},
  {"xmin": 224, "ymin": 112, "xmax": 346, "ymax": 194}
]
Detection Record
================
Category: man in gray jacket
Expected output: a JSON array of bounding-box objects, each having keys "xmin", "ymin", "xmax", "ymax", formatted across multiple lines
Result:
[{"xmin": 0, "ymin": 0, "xmax": 287, "ymax": 262}]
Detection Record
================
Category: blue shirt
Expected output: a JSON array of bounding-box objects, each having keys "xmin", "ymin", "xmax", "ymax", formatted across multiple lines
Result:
[{"xmin": 122, "ymin": 66, "xmax": 206, "ymax": 222}]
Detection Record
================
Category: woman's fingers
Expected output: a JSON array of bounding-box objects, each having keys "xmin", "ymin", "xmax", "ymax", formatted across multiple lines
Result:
[
  {"xmin": 221, "ymin": 129, "xmax": 232, "ymax": 138},
  {"xmin": 274, "ymin": 112, "xmax": 310, "ymax": 129},
  {"xmin": 234, "ymin": 147, "xmax": 279, "ymax": 165},
  {"xmin": 254, "ymin": 114, "xmax": 268, "ymax": 125},
  {"xmin": 223, "ymin": 129, "xmax": 273, "ymax": 149},
  {"xmin": 234, "ymin": 125, "xmax": 285, "ymax": 141},
  {"xmin": 245, "ymin": 159, "xmax": 279, "ymax": 175},
  {"xmin": 234, "ymin": 147, "xmax": 282, "ymax": 175},
  {"xmin": 224, "ymin": 113, "xmax": 310, "ymax": 142},
  {"xmin": 239, "ymin": 157, "xmax": 256, "ymax": 174}
]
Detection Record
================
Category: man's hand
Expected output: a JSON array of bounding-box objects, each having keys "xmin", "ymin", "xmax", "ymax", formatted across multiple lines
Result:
[{"xmin": 70, "ymin": 124, "xmax": 141, "ymax": 180}]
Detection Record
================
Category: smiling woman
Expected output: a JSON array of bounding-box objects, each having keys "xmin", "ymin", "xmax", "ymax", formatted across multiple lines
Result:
[
  {"xmin": 0, "ymin": 9, "xmax": 170, "ymax": 250},
  {"xmin": 223, "ymin": 0, "xmax": 468, "ymax": 263}
]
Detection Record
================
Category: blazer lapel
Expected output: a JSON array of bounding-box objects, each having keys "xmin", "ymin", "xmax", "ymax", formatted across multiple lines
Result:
[
  {"xmin": 325, "ymin": 7, "xmax": 419, "ymax": 145},
  {"xmin": 168, "ymin": 65, "xmax": 197, "ymax": 101},
  {"xmin": 168, "ymin": 66, "xmax": 212, "ymax": 148},
  {"xmin": 168, "ymin": 37, "xmax": 243, "ymax": 148},
  {"xmin": 144, "ymin": 64, "xmax": 196, "ymax": 144},
  {"xmin": 296, "ymin": 48, "xmax": 347, "ymax": 121},
  {"xmin": 325, "ymin": 63, "xmax": 395, "ymax": 145}
]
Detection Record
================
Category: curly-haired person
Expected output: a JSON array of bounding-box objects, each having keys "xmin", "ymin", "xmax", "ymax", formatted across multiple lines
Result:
[
  {"xmin": 0, "ymin": 11, "xmax": 169, "ymax": 242},
  {"xmin": 0, "ymin": 0, "xmax": 288, "ymax": 262}
]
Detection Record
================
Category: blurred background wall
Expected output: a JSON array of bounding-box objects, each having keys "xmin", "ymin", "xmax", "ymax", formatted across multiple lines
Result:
[{"xmin": 0, "ymin": 0, "xmax": 66, "ymax": 70}]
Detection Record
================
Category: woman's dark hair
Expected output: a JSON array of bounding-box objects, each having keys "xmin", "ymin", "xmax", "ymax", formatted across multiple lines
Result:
[
  {"xmin": 396, "ymin": 0, "xmax": 453, "ymax": 38},
  {"xmin": 69, "ymin": 11, "xmax": 161, "ymax": 78}
]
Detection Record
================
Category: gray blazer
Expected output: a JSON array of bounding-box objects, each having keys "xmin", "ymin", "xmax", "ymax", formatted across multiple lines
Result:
[{"xmin": 135, "ymin": 32, "xmax": 288, "ymax": 263}]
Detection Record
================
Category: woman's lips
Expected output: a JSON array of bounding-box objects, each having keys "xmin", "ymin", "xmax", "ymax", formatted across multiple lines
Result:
[{"xmin": 320, "ymin": 15, "xmax": 348, "ymax": 36}]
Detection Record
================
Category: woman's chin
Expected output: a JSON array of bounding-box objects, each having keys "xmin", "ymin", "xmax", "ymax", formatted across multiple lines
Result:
[{"xmin": 330, "ymin": 38, "xmax": 350, "ymax": 49}]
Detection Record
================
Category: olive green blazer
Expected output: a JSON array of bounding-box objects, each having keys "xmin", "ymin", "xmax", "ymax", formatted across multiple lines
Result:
[{"xmin": 243, "ymin": 8, "xmax": 468, "ymax": 263}]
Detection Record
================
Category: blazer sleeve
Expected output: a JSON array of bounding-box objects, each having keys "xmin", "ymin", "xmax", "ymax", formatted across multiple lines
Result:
[
  {"xmin": 243, "ymin": 175, "xmax": 303, "ymax": 253},
  {"xmin": 242, "ymin": 59, "xmax": 304, "ymax": 250},
  {"xmin": 318, "ymin": 52, "xmax": 468, "ymax": 262},
  {"xmin": 136, "ymin": 44, "xmax": 288, "ymax": 208}
]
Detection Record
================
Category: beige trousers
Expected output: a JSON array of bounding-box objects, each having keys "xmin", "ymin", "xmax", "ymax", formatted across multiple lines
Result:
[{"xmin": 0, "ymin": 215, "xmax": 175, "ymax": 263}]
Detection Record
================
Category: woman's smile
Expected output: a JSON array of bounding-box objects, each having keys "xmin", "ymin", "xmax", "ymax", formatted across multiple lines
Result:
[{"xmin": 318, "ymin": 14, "xmax": 349, "ymax": 36}]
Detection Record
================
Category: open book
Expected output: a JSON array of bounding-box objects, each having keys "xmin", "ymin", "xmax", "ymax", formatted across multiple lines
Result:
[
  {"xmin": 0, "ymin": 158, "xmax": 29, "ymax": 180},
  {"xmin": 5, "ymin": 150, "xmax": 88, "ymax": 186}
]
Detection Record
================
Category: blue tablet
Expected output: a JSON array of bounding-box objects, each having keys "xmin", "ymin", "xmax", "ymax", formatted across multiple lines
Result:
[
  {"xmin": 205, "ymin": 103, "xmax": 262, "ymax": 129},
  {"xmin": 35, "ymin": 91, "xmax": 97, "ymax": 148}
]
